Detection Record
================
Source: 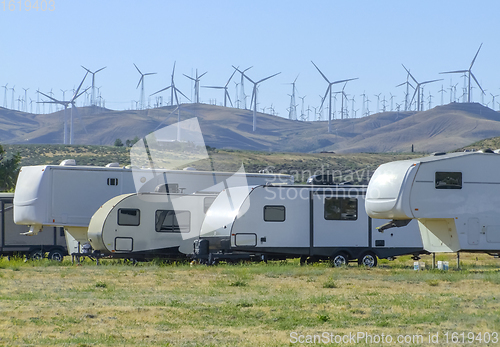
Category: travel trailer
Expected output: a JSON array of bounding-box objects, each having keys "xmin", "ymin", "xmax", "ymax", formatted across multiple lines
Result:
[
  {"xmin": 87, "ymin": 192, "xmax": 218, "ymax": 259},
  {"xmin": 13, "ymin": 161, "xmax": 293, "ymax": 254},
  {"xmin": 365, "ymin": 151, "xmax": 500, "ymax": 253},
  {"xmin": 0, "ymin": 193, "xmax": 67, "ymax": 260},
  {"xmin": 195, "ymin": 185, "xmax": 425, "ymax": 266}
]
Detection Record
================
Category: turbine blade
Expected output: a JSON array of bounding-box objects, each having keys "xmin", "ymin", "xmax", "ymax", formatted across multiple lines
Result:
[
  {"xmin": 72, "ymin": 72, "xmax": 89, "ymax": 101},
  {"xmin": 421, "ymin": 79, "xmax": 443, "ymax": 85},
  {"xmin": 225, "ymin": 69, "xmax": 237, "ymax": 87},
  {"xmin": 331, "ymin": 77, "xmax": 358, "ymax": 85},
  {"xmin": 257, "ymin": 72, "xmax": 281, "ymax": 84},
  {"xmin": 440, "ymin": 69, "xmax": 468, "ymax": 74},
  {"xmin": 470, "ymin": 72, "xmax": 485, "ymax": 94},
  {"xmin": 150, "ymin": 86, "xmax": 171, "ymax": 96},
  {"xmin": 311, "ymin": 61, "xmax": 330, "ymax": 83},
  {"xmin": 183, "ymin": 74, "xmax": 196, "ymax": 81},
  {"xmin": 134, "ymin": 63, "xmax": 142, "ymax": 75},
  {"xmin": 136, "ymin": 76, "xmax": 143, "ymax": 89},
  {"xmin": 226, "ymin": 90, "xmax": 233, "ymax": 107},
  {"xmin": 470, "ymin": 43, "xmax": 483, "ymax": 69},
  {"xmin": 198, "ymin": 71, "xmax": 208, "ymax": 79},
  {"xmin": 402, "ymin": 64, "xmax": 418, "ymax": 84},
  {"xmin": 95, "ymin": 66, "xmax": 107, "ymax": 73},
  {"xmin": 202, "ymin": 86, "xmax": 224, "ymax": 89},
  {"xmin": 175, "ymin": 87, "xmax": 190, "ymax": 102}
]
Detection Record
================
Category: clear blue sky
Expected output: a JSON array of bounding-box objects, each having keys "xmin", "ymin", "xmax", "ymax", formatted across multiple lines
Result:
[{"xmin": 1, "ymin": 0, "xmax": 499, "ymax": 120}]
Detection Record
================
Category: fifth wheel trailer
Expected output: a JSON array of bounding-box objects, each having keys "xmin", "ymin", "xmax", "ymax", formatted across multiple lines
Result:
[
  {"xmin": 13, "ymin": 161, "xmax": 293, "ymax": 254},
  {"xmin": 0, "ymin": 193, "xmax": 67, "ymax": 260},
  {"xmin": 365, "ymin": 151, "xmax": 500, "ymax": 254},
  {"xmin": 196, "ymin": 185, "xmax": 425, "ymax": 266}
]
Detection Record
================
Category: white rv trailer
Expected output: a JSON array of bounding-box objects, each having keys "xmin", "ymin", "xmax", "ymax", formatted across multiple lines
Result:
[
  {"xmin": 0, "ymin": 193, "xmax": 67, "ymax": 260},
  {"xmin": 13, "ymin": 161, "xmax": 293, "ymax": 254},
  {"xmin": 87, "ymin": 192, "xmax": 218, "ymax": 259},
  {"xmin": 365, "ymin": 151, "xmax": 500, "ymax": 253},
  {"xmin": 195, "ymin": 185, "xmax": 425, "ymax": 266}
]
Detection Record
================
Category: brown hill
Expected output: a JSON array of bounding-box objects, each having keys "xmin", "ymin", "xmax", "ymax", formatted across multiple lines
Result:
[{"xmin": 1, "ymin": 102, "xmax": 500, "ymax": 153}]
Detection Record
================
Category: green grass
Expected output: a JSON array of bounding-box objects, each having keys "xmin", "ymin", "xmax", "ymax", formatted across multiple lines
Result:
[{"xmin": 0, "ymin": 255, "xmax": 499, "ymax": 346}]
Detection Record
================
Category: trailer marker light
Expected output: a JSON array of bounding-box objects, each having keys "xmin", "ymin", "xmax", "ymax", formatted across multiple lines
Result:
[{"xmin": 415, "ymin": 208, "xmax": 419, "ymax": 211}]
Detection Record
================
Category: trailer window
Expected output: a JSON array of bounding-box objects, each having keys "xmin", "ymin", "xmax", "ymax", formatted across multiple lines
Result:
[
  {"xmin": 107, "ymin": 178, "xmax": 119, "ymax": 186},
  {"xmin": 204, "ymin": 197, "xmax": 216, "ymax": 213},
  {"xmin": 324, "ymin": 197, "xmax": 357, "ymax": 220},
  {"xmin": 435, "ymin": 172, "xmax": 462, "ymax": 189},
  {"xmin": 118, "ymin": 209, "xmax": 140, "ymax": 226},
  {"xmin": 155, "ymin": 210, "xmax": 190, "ymax": 233},
  {"xmin": 264, "ymin": 205, "xmax": 285, "ymax": 222}
]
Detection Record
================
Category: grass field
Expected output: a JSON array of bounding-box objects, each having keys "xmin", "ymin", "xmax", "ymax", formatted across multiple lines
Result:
[{"xmin": 1, "ymin": 253, "xmax": 500, "ymax": 346}]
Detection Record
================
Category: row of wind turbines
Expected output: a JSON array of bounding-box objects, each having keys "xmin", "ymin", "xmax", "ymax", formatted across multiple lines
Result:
[{"xmin": 1, "ymin": 43, "xmax": 497, "ymax": 140}]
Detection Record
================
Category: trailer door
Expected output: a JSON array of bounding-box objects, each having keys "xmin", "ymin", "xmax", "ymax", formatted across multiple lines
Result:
[{"xmin": 312, "ymin": 191, "xmax": 369, "ymax": 248}]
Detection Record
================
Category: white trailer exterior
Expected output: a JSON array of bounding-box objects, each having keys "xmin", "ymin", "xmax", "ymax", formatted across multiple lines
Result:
[
  {"xmin": 13, "ymin": 162, "xmax": 293, "ymax": 252},
  {"xmin": 197, "ymin": 185, "xmax": 425, "ymax": 265},
  {"xmin": 87, "ymin": 192, "xmax": 217, "ymax": 259},
  {"xmin": 365, "ymin": 151, "xmax": 500, "ymax": 253},
  {"xmin": 0, "ymin": 193, "xmax": 67, "ymax": 260}
]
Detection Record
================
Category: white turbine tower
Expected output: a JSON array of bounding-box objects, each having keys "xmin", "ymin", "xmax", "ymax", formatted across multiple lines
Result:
[
  {"xmin": 22, "ymin": 88, "xmax": 29, "ymax": 112},
  {"xmin": 233, "ymin": 66, "xmax": 280, "ymax": 132},
  {"xmin": 81, "ymin": 65, "xmax": 106, "ymax": 106},
  {"xmin": 311, "ymin": 61, "xmax": 358, "ymax": 132},
  {"xmin": 134, "ymin": 64, "xmax": 156, "ymax": 110},
  {"xmin": 286, "ymin": 75, "xmax": 299, "ymax": 120},
  {"xmin": 183, "ymin": 69, "xmax": 207, "ymax": 104},
  {"xmin": 440, "ymin": 43, "xmax": 485, "ymax": 103},
  {"xmin": 2, "ymin": 83, "xmax": 7, "ymax": 108}
]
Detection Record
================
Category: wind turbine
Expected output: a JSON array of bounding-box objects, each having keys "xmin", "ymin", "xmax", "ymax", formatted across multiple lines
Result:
[
  {"xmin": 81, "ymin": 65, "xmax": 106, "ymax": 106},
  {"xmin": 184, "ymin": 69, "xmax": 207, "ymax": 104},
  {"xmin": 38, "ymin": 72, "xmax": 89, "ymax": 144},
  {"xmin": 491, "ymin": 93, "xmax": 499, "ymax": 111},
  {"xmin": 311, "ymin": 61, "xmax": 358, "ymax": 132},
  {"xmin": 235, "ymin": 66, "xmax": 252, "ymax": 109},
  {"xmin": 201, "ymin": 69, "xmax": 237, "ymax": 107},
  {"xmin": 286, "ymin": 75, "xmax": 299, "ymax": 120},
  {"xmin": 151, "ymin": 62, "xmax": 190, "ymax": 106},
  {"xmin": 438, "ymin": 85, "xmax": 447, "ymax": 105},
  {"xmin": 134, "ymin": 63, "xmax": 156, "ymax": 110},
  {"xmin": 22, "ymin": 88, "xmax": 29, "ymax": 112},
  {"xmin": 232, "ymin": 66, "xmax": 280, "ymax": 132},
  {"xmin": 2, "ymin": 84, "xmax": 7, "ymax": 108},
  {"xmin": 440, "ymin": 43, "xmax": 485, "ymax": 103},
  {"xmin": 402, "ymin": 64, "xmax": 442, "ymax": 111}
]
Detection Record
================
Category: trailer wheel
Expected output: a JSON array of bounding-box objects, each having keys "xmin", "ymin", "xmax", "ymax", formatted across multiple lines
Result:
[
  {"xmin": 30, "ymin": 250, "xmax": 44, "ymax": 261},
  {"xmin": 48, "ymin": 249, "xmax": 65, "ymax": 262},
  {"xmin": 358, "ymin": 252, "xmax": 377, "ymax": 267},
  {"xmin": 331, "ymin": 252, "xmax": 348, "ymax": 267}
]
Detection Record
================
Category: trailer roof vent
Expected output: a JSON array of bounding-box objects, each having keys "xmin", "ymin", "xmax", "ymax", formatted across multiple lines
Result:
[
  {"xmin": 430, "ymin": 152, "xmax": 446, "ymax": 156},
  {"xmin": 59, "ymin": 159, "xmax": 76, "ymax": 166},
  {"xmin": 478, "ymin": 148, "xmax": 494, "ymax": 153},
  {"xmin": 183, "ymin": 167, "xmax": 197, "ymax": 171},
  {"xmin": 106, "ymin": 162, "xmax": 120, "ymax": 168}
]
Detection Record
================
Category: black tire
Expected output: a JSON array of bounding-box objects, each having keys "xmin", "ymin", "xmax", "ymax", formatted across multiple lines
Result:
[
  {"xmin": 358, "ymin": 252, "xmax": 378, "ymax": 267},
  {"xmin": 30, "ymin": 249, "xmax": 44, "ymax": 261},
  {"xmin": 330, "ymin": 252, "xmax": 349, "ymax": 267},
  {"xmin": 48, "ymin": 249, "xmax": 65, "ymax": 262}
]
